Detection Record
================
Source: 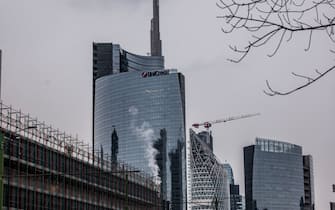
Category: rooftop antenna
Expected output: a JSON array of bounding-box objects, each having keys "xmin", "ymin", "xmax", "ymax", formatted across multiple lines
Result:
[{"xmin": 150, "ymin": 0, "xmax": 162, "ymax": 56}]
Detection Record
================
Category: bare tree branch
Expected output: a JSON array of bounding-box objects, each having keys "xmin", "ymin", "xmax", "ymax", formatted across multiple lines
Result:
[
  {"xmin": 217, "ymin": 0, "xmax": 335, "ymax": 96},
  {"xmin": 263, "ymin": 65, "xmax": 335, "ymax": 96}
]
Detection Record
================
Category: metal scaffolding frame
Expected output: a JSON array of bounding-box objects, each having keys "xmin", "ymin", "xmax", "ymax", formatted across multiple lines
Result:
[{"xmin": 0, "ymin": 101, "xmax": 161, "ymax": 210}]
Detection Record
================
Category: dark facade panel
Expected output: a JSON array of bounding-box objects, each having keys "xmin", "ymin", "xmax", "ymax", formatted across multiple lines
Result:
[
  {"xmin": 303, "ymin": 155, "xmax": 315, "ymax": 210},
  {"xmin": 331, "ymin": 202, "xmax": 335, "ymax": 210},
  {"xmin": 244, "ymin": 145, "xmax": 255, "ymax": 210}
]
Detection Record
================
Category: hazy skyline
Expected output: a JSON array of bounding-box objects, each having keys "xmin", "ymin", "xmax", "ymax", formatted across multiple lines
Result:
[{"xmin": 1, "ymin": 0, "xmax": 334, "ymax": 209}]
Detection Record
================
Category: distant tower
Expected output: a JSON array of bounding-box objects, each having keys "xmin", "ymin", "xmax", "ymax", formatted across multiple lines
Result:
[
  {"xmin": 303, "ymin": 155, "xmax": 315, "ymax": 210},
  {"xmin": 111, "ymin": 128, "xmax": 118, "ymax": 163},
  {"xmin": 151, "ymin": 0, "xmax": 162, "ymax": 56}
]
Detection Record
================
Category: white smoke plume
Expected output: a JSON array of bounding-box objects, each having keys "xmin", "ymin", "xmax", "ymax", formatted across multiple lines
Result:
[
  {"xmin": 135, "ymin": 122, "xmax": 160, "ymax": 178},
  {"xmin": 128, "ymin": 106, "xmax": 160, "ymax": 178},
  {"xmin": 128, "ymin": 106, "xmax": 139, "ymax": 116}
]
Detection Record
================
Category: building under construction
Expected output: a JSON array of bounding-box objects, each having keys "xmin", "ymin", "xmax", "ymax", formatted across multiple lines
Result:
[{"xmin": 0, "ymin": 101, "xmax": 161, "ymax": 210}]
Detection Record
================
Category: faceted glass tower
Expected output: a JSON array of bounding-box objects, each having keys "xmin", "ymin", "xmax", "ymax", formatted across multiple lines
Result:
[
  {"xmin": 92, "ymin": 1, "xmax": 186, "ymax": 209},
  {"xmin": 244, "ymin": 138, "xmax": 305, "ymax": 210},
  {"xmin": 189, "ymin": 129, "xmax": 229, "ymax": 210}
]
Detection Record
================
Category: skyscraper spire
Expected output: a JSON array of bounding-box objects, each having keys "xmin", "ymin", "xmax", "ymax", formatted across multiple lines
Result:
[{"xmin": 151, "ymin": 0, "xmax": 162, "ymax": 56}]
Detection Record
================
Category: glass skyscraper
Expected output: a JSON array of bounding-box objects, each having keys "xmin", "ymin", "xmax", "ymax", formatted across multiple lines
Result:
[
  {"xmin": 92, "ymin": 1, "xmax": 187, "ymax": 209},
  {"xmin": 95, "ymin": 67, "xmax": 186, "ymax": 209},
  {"xmin": 244, "ymin": 138, "xmax": 305, "ymax": 210},
  {"xmin": 93, "ymin": 43, "xmax": 186, "ymax": 210}
]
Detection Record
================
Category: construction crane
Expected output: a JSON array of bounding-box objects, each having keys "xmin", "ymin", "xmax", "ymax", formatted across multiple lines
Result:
[{"xmin": 192, "ymin": 113, "xmax": 260, "ymax": 129}]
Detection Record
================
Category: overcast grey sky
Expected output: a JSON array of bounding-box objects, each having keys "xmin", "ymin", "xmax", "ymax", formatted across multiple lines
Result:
[{"xmin": 1, "ymin": 0, "xmax": 334, "ymax": 209}]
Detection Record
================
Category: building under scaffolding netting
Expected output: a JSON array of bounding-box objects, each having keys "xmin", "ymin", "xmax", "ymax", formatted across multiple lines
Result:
[
  {"xmin": 188, "ymin": 129, "xmax": 230, "ymax": 210},
  {"xmin": 0, "ymin": 101, "xmax": 161, "ymax": 210}
]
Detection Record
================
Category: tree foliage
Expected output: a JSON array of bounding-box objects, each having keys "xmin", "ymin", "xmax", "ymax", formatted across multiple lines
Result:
[{"xmin": 217, "ymin": 0, "xmax": 335, "ymax": 95}]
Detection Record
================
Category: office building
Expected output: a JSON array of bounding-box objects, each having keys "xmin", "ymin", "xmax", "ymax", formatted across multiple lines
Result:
[
  {"xmin": 244, "ymin": 138, "xmax": 305, "ymax": 210},
  {"xmin": 230, "ymin": 184, "xmax": 243, "ymax": 210},
  {"xmin": 189, "ymin": 129, "xmax": 229, "ymax": 210},
  {"xmin": 223, "ymin": 164, "xmax": 243, "ymax": 210},
  {"xmin": 0, "ymin": 102, "xmax": 161, "ymax": 210},
  {"xmin": 303, "ymin": 155, "xmax": 315, "ymax": 210},
  {"xmin": 94, "ymin": 68, "xmax": 186, "ymax": 209},
  {"xmin": 92, "ymin": 1, "xmax": 186, "ymax": 209}
]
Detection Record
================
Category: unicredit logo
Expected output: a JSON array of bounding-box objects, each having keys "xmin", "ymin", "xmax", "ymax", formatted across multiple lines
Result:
[{"xmin": 141, "ymin": 70, "xmax": 169, "ymax": 78}]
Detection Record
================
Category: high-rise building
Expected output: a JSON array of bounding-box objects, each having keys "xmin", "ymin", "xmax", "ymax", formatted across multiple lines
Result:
[
  {"xmin": 303, "ymin": 155, "xmax": 315, "ymax": 210},
  {"xmin": 230, "ymin": 184, "xmax": 244, "ymax": 210},
  {"xmin": 92, "ymin": 1, "xmax": 186, "ymax": 209},
  {"xmin": 244, "ymin": 138, "xmax": 305, "ymax": 210},
  {"xmin": 189, "ymin": 129, "xmax": 229, "ymax": 210},
  {"xmin": 94, "ymin": 67, "xmax": 186, "ymax": 209},
  {"xmin": 223, "ymin": 163, "xmax": 244, "ymax": 210}
]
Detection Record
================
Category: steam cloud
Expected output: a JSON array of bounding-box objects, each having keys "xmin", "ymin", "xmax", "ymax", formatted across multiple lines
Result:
[
  {"xmin": 128, "ymin": 106, "xmax": 139, "ymax": 116},
  {"xmin": 135, "ymin": 122, "xmax": 160, "ymax": 178},
  {"xmin": 128, "ymin": 106, "xmax": 160, "ymax": 178}
]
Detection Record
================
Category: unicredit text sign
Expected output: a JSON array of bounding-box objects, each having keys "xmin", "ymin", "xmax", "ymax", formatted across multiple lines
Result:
[{"xmin": 141, "ymin": 70, "xmax": 169, "ymax": 78}]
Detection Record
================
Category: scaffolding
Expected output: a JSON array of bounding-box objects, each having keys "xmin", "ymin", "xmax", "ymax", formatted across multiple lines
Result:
[{"xmin": 0, "ymin": 101, "xmax": 161, "ymax": 210}]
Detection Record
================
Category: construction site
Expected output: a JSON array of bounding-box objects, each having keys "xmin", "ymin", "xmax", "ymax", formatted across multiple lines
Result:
[{"xmin": 0, "ymin": 101, "xmax": 161, "ymax": 210}]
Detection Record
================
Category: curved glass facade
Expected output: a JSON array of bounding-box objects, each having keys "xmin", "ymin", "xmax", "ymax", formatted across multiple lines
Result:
[
  {"xmin": 244, "ymin": 138, "xmax": 304, "ymax": 210},
  {"xmin": 121, "ymin": 50, "xmax": 164, "ymax": 72},
  {"xmin": 94, "ymin": 70, "xmax": 186, "ymax": 210},
  {"xmin": 92, "ymin": 43, "xmax": 165, "ymax": 153},
  {"xmin": 92, "ymin": 43, "xmax": 164, "ymax": 80}
]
